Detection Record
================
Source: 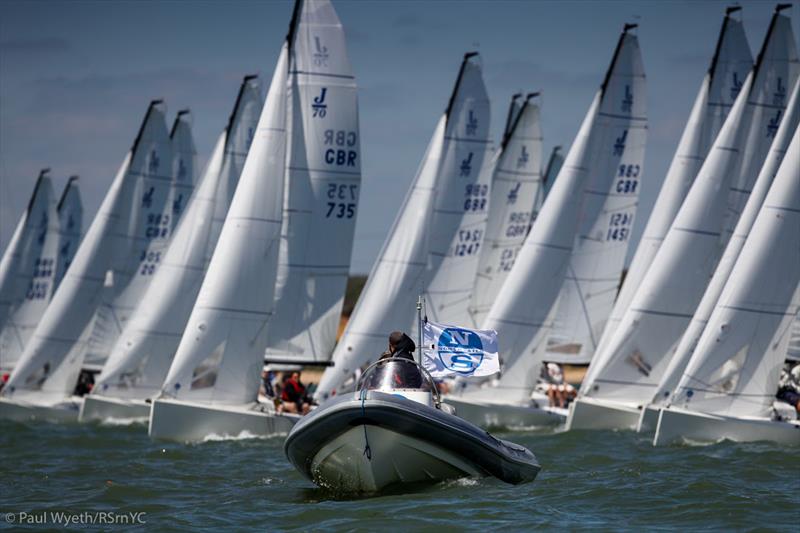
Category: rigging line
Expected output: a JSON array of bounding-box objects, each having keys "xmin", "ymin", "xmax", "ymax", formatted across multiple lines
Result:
[
  {"xmin": 360, "ymin": 388, "xmax": 372, "ymax": 461},
  {"xmin": 566, "ymin": 261, "xmax": 598, "ymax": 350}
]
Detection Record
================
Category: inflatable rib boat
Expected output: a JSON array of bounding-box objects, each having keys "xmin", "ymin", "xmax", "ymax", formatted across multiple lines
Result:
[{"xmin": 285, "ymin": 358, "xmax": 541, "ymax": 492}]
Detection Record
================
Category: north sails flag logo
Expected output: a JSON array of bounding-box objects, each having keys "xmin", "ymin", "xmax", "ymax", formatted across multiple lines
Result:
[{"xmin": 422, "ymin": 321, "xmax": 500, "ymax": 378}]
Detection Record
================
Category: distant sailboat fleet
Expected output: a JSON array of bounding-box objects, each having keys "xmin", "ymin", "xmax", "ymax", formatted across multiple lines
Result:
[{"xmin": 0, "ymin": 0, "xmax": 798, "ymax": 450}]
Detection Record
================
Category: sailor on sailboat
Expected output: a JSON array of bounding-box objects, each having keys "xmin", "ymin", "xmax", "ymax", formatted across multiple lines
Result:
[
  {"xmin": 568, "ymin": 5, "xmax": 798, "ymax": 432},
  {"xmin": 446, "ymin": 23, "xmax": 646, "ymax": 430}
]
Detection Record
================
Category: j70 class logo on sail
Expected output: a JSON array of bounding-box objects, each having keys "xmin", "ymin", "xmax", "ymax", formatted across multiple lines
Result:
[
  {"xmin": 437, "ymin": 328, "xmax": 484, "ymax": 375},
  {"xmin": 313, "ymin": 36, "xmax": 329, "ymax": 67},
  {"xmin": 312, "ymin": 88, "xmax": 328, "ymax": 118}
]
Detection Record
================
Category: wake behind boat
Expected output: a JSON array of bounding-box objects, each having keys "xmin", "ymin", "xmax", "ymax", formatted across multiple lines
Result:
[{"xmin": 285, "ymin": 358, "xmax": 540, "ymax": 493}]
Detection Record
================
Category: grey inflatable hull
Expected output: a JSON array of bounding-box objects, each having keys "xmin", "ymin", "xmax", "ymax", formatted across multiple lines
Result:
[{"xmin": 285, "ymin": 391, "xmax": 540, "ymax": 492}]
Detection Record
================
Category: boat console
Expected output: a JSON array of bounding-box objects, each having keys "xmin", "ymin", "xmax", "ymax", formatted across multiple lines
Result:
[{"xmin": 357, "ymin": 358, "xmax": 441, "ymax": 408}]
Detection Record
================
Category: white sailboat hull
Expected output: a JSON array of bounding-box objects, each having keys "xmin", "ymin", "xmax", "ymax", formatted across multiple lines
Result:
[
  {"xmin": 445, "ymin": 396, "xmax": 566, "ymax": 430},
  {"xmin": 635, "ymin": 404, "xmax": 660, "ymax": 433},
  {"xmin": 653, "ymin": 406, "xmax": 800, "ymax": 446},
  {"xmin": 310, "ymin": 424, "xmax": 483, "ymax": 493},
  {"xmin": 148, "ymin": 398, "xmax": 298, "ymax": 442},
  {"xmin": 79, "ymin": 395, "xmax": 150, "ymax": 423},
  {"xmin": 0, "ymin": 396, "xmax": 81, "ymax": 423},
  {"xmin": 565, "ymin": 397, "xmax": 641, "ymax": 431}
]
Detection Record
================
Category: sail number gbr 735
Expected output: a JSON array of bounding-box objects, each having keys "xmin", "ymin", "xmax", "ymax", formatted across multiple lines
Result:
[{"xmin": 322, "ymin": 128, "xmax": 359, "ymax": 219}]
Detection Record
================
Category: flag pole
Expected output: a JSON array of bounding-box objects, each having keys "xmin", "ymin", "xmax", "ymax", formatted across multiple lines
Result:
[{"xmin": 416, "ymin": 294, "xmax": 424, "ymax": 365}]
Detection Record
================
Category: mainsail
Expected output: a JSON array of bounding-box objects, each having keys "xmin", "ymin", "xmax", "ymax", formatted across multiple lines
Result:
[
  {"xmin": 580, "ymin": 8, "xmax": 799, "ymax": 405},
  {"xmin": 672, "ymin": 121, "xmax": 800, "ymax": 419},
  {"xmin": 590, "ymin": 8, "xmax": 752, "ymax": 365},
  {"xmin": 468, "ymin": 93, "xmax": 543, "ymax": 327},
  {"xmin": 653, "ymin": 76, "xmax": 800, "ymax": 405},
  {"xmin": 317, "ymin": 52, "xmax": 489, "ymax": 398},
  {"xmin": 2, "ymin": 102, "xmax": 173, "ymax": 402},
  {"xmin": 83, "ymin": 110, "xmax": 195, "ymax": 366},
  {"xmin": 95, "ymin": 77, "xmax": 262, "ymax": 399},
  {"xmin": 265, "ymin": 0, "xmax": 361, "ymax": 364},
  {"xmin": 479, "ymin": 25, "xmax": 646, "ymax": 400},
  {"xmin": 0, "ymin": 171, "xmax": 60, "ymax": 369},
  {"xmin": 159, "ymin": 45, "xmax": 288, "ymax": 405}
]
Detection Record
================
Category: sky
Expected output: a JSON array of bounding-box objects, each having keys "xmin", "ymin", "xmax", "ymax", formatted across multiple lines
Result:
[{"xmin": 0, "ymin": 0, "xmax": 796, "ymax": 274}]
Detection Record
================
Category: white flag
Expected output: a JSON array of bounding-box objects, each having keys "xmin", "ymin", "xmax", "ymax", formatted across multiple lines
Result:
[{"xmin": 422, "ymin": 321, "xmax": 500, "ymax": 378}]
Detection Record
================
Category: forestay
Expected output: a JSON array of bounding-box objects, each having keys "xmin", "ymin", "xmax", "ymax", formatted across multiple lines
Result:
[
  {"xmin": 0, "ymin": 172, "xmax": 60, "ymax": 369},
  {"xmin": 83, "ymin": 110, "xmax": 195, "ymax": 366},
  {"xmin": 590, "ymin": 9, "xmax": 752, "ymax": 366},
  {"xmin": 266, "ymin": 0, "xmax": 361, "ymax": 364},
  {"xmin": 653, "ymin": 76, "xmax": 800, "ymax": 405},
  {"xmin": 480, "ymin": 27, "xmax": 645, "ymax": 401},
  {"xmin": 673, "ymin": 122, "xmax": 800, "ymax": 419},
  {"xmin": 95, "ymin": 77, "xmax": 262, "ymax": 400},
  {"xmin": 580, "ymin": 9, "xmax": 799, "ymax": 405},
  {"xmin": 2, "ymin": 102, "xmax": 173, "ymax": 401},
  {"xmin": 469, "ymin": 93, "xmax": 543, "ymax": 327},
  {"xmin": 160, "ymin": 47, "xmax": 288, "ymax": 405},
  {"xmin": 317, "ymin": 53, "xmax": 488, "ymax": 398}
]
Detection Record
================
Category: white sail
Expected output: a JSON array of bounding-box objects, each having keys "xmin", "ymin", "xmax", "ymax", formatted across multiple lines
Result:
[
  {"xmin": 2, "ymin": 102, "xmax": 172, "ymax": 401},
  {"xmin": 265, "ymin": 0, "xmax": 361, "ymax": 363},
  {"xmin": 54, "ymin": 176, "xmax": 83, "ymax": 288},
  {"xmin": 544, "ymin": 64, "xmax": 648, "ymax": 365},
  {"xmin": 580, "ymin": 10, "xmax": 799, "ymax": 405},
  {"xmin": 468, "ymin": 93, "xmax": 543, "ymax": 327},
  {"xmin": 788, "ymin": 313, "xmax": 800, "ymax": 361},
  {"xmin": 591, "ymin": 10, "xmax": 752, "ymax": 366},
  {"xmin": 317, "ymin": 53, "xmax": 489, "ymax": 398},
  {"xmin": 653, "ymin": 76, "xmax": 800, "ymax": 405},
  {"xmin": 160, "ymin": 46, "xmax": 288, "ymax": 405},
  {"xmin": 423, "ymin": 54, "xmax": 492, "ymax": 327},
  {"xmin": 83, "ymin": 110, "xmax": 194, "ymax": 366},
  {"xmin": 95, "ymin": 77, "xmax": 262, "ymax": 400},
  {"xmin": 479, "ymin": 26, "xmax": 646, "ymax": 400},
  {"xmin": 0, "ymin": 172, "xmax": 60, "ymax": 369},
  {"xmin": 672, "ymin": 122, "xmax": 800, "ymax": 418}
]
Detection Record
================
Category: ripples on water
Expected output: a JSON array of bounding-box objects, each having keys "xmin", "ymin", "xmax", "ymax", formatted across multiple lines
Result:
[{"xmin": 1, "ymin": 419, "xmax": 798, "ymax": 530}]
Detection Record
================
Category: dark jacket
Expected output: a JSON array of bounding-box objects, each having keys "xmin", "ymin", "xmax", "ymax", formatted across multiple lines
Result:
[{"xmin": 380, "ymin": 332, "xmax": 416, "ymax": 361}]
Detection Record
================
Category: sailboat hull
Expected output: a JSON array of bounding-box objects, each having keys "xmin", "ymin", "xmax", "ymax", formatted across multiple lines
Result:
[
  {"xmin": 148, "ymin": 398, "xmax": 298, "ymax": 442},
  {"xmin": 635, "ymin": 404, "xmax": 661, "ymax": 433},
  {"xmin": 0, "ymin": 396, "xmax": 81, "ymax": 423},
  {"xmin": 444, "ymin": 396, "xmax": 566, "ymax": 430},
  {"xmin": 653, "ymin": 406, "xmax": 800, "ymax": 446},
  {"xmin": 565, "ymin": 397, "xmax": 641, "ymax": 431},
  {"xmin": 79, "ymin": 395, "xmax": 150, "ymax": 423}
]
